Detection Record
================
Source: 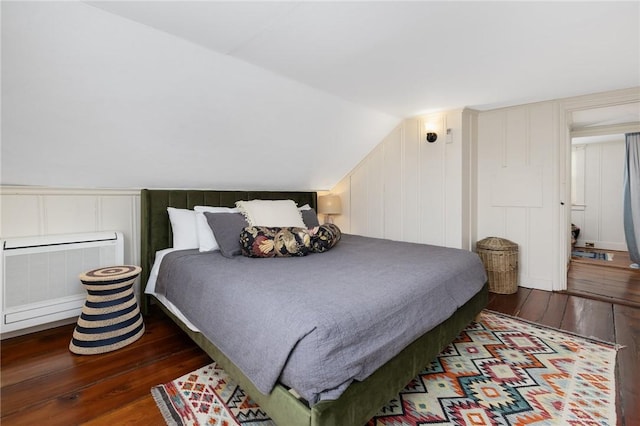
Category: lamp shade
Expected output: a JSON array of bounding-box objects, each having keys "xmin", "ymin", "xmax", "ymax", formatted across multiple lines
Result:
[{"xmin": 317, "ymin": 195, "xmax": 342, "ymax": 215}]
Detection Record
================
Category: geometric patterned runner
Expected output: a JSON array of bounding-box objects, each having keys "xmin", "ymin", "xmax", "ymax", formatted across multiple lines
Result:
[
  {"xmin": 152, "ymin": 310, "xmax": 620, "ymax": 425},
  {"xmin": 368, "ymin": 310, "xmax": 620, "ymax": 425}
]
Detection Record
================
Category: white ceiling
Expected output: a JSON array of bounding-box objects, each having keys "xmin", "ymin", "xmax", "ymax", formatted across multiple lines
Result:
[
  {"xmin": 88, "ymin": 1, "xmax": 640, "ymax": 117},
  {"xmin": 3, "ymin": 1, "xmax": 639, "ymax": 191}
]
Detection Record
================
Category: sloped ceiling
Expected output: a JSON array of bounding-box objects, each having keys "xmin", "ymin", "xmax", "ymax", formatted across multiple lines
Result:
[
  {"xmin": 87, "ymin": 1, "xmax": 640, "ymax": 116},
  {"xmin": 2, "ymin": 1, "xmax": 639, "ymax": 190}
]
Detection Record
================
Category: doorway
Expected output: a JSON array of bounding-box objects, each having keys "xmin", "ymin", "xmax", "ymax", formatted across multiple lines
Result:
[
  {"xmin": 569, "ymin": 134, "xmax": 626, "ymax": 252},
  {"xmin": 563, "ymin": 101, "xmax": 640, "ymax": 303}
]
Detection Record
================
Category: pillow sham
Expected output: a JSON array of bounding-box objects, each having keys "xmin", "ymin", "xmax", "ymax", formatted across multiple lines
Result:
[
  {"xmin": 204, "ymin": 212, "xmax": 248, "ymax": 258},
  {"xmin": 236, "ymin": 199, "xmax": 305, "ymax": 228},
  {"xmin": 240, "ymin": 226, "xmax": 311, "ymax": 258},
  {"xmin": 167, "ymin": 207, "xmax": 199, "ymax": 250},
  {"xmin": 309, "ymin": 223, "xmax": 342, "ymax": 253},
  {"xmin": 194, "ymin": 206, "xmax": 239, "ymax": 252},
  {"xmin": 300, "ymin": 208, "xmax": 320, "ymax": 228}
]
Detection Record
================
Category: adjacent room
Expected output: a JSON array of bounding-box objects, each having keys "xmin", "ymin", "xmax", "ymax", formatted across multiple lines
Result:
[
  {"xmin": 1, "ymin": 1, "xmax": 639, "ymax": 425},
  {"xmin": 567, "ymin": 105, "xmax": 640, "ymax": 307}
]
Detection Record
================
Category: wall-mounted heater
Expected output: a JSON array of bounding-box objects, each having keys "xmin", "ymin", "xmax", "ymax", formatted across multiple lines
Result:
[{"xmin": 1, "ymin": 231, "xmax": 124, "ymax": 336}]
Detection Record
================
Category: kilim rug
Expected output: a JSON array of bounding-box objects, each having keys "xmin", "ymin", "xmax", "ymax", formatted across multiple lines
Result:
[{"xmin": 151, "ymin": 310, "xmax": 620, "ymax": 426}]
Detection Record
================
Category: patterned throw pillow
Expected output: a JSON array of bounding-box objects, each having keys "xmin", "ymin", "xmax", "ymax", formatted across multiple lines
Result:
[
  {"xmin": 240, "ymin": 226, "xmax": 311, "ymax": 258},
  {"xmin": 309, "ymin": 224, "xmax": 342, "ymax": 253}
]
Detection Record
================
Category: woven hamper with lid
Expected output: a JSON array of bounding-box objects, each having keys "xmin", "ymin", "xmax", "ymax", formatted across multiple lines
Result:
[{"xmin": 476, "ymin": 237, "xmax": 518, "ymax": 294}]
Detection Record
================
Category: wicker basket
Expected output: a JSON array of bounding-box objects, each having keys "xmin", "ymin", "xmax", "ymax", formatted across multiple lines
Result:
[{"xmin": 476, "ymin": 237, "xmax": 518, "ymax": 294}]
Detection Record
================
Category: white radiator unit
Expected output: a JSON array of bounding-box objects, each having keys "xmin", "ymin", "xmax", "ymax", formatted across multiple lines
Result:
[{"xmin": 1, "ymin": 231, "xmax": 124, "ymax": 335}]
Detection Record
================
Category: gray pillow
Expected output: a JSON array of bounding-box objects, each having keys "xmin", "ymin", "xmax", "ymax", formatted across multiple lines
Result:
[
  {"xmin": 204, "ymin": 212, "xmax": 248, "ymax": 258},
  {"xmin": 301, "ymin": 208, "xmax": 320, "ymax": 228}
]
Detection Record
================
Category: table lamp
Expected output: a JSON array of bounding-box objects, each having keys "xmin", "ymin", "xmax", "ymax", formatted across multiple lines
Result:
[{"xmin": 317, "ymin": 194, "xmax": 342, "ymax": 224}]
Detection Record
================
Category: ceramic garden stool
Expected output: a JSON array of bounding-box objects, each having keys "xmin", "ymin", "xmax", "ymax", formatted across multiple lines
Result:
[{"xmin": 69, "ymin": 265, "xmax": 145, "ymax": 355}]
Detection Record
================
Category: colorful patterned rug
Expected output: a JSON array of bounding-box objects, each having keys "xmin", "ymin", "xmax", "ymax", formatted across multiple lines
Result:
[{"xmin": 151, "ymin": 310, "xmax": 620, "ymax": 426}]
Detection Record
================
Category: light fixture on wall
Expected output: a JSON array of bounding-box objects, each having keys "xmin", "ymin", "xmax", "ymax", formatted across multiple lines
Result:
[
  {"xmin": 317, "ymin": 194, "xmax": 342, "ymax": 224},
  {"xmin": 424, "ymin": 122, "xmax": 438, "ymax": 143}
]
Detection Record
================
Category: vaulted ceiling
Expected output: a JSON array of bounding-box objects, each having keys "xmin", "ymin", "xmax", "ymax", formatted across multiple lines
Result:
[
  {"xmin": 88, "ymin": 1, "xmax": 640, "ymax": 116},
  {"xmin": 2, "ymin": 1, "xmax": 639, "ymax": 190}
]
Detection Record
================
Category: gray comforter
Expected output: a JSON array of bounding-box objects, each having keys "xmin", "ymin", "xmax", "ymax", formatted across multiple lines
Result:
[{"xmin": 155, "ymin": 234, "xmax": 486, "ymax": 404}]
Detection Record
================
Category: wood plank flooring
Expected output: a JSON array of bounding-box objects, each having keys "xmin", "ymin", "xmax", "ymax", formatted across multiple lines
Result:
[
  {"xmin": 567, "ymin": 250, "xmax": 640, "ymax": 307},
  {"xmin": 2, "ymin": 286, "xmax": 638, "ymax": 425}
]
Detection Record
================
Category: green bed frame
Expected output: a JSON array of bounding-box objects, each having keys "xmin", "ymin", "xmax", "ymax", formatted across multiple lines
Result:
[{"xmin": 140, "ymin": 189, "xmax": 488, "ymax": 426}]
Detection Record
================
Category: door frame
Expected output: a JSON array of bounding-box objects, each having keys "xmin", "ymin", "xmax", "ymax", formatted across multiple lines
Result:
[{"xmin": 556, "ymin": 88, "xmax": 640, "ymax": 291}]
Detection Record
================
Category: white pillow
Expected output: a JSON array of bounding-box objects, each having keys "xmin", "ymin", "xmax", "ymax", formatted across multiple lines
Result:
[
  {"xmin": 167, "ymin": 207, "xmax": 198, "ymax": 249},
  {"xmin": 193, "ymin": 206, "xmax": 239, "ymax": 252},
  {"xmin": 298, "ymin": 204, "xmax": 312, "ymax": 211},
  {"xmin": 235, "ymin": 199, "xmax": 305, "ymax": 228}
]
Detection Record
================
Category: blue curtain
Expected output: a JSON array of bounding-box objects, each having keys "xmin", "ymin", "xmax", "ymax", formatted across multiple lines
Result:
[{"xmin": 624, "ymin": 132, "xmax": 640, "ymax": 266}]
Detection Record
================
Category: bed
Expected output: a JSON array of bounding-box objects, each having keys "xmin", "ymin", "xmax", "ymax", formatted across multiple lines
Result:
[{"xmin": 140, "ymin": 189, "xmax": 488, "ymax": 426}]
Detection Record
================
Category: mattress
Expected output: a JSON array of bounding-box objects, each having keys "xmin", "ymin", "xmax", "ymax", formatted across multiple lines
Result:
[{"xmin": 152, "ymin": 234, "xmax": 487, "ymax": 405}]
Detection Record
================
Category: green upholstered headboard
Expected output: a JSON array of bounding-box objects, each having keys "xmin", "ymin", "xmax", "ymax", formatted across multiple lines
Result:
[{"xmin": 140, "ymin": 189, "xmax": 317, "ymax": 306}]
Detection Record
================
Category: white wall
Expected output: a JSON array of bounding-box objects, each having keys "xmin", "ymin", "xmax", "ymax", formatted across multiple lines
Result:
[
  {"xmin": 330, "ymin": 88, "xmax": 639, "ymax": 293},
  {"xmin": 571, "ymin": 140, "xmax": 626, "ymax": 250},
  {"xmin": 476, "ymin": 101, "xmax": 559, "ymax": 291},
  {"xmin": 331, "ymin": 109, "xmax": 476, "ymax": 250},
  {"xmin": 1, "ymin": 1, "xmax": 398, "ymax": 191},
  {"xmin": 332, "ymin": 100, "xmax": 561, "ymax": 291}
]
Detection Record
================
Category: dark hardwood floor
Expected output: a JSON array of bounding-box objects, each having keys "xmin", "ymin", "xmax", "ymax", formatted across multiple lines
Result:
[
  {"xmin": 566, "ymin": 249, "xmax": 640, "ymax": 307},
  {"xmin": 2, "ymin": 281, "xmax": 639, "ymax": 425}
]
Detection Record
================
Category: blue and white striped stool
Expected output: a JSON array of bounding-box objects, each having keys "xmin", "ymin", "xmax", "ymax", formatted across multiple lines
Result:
[{"xmin": 69, "ymin": 265, "xmax": 144, "ymax": 355}]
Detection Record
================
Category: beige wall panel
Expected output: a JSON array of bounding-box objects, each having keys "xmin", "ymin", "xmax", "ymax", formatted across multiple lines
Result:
[
  {"xmin": 525, "ymin": 204, "xmax": 555, "ymax": 288},
  {"xmin": 418, "ymin": 124, "xmax": 445, "ymax": 246},
  {"xmin": 367, "ymin": 145, "xmax": 385, "ymax": 238},
  {"xmin": 505, "ymin": 108, "xmax": 528, "ymax": 166},
  {"xmin": 573, "ymin": 140, "xmax": 625, "ymax": 250},
  {"xmin": 583, "ymin": 145, "xmax": 601, "ymax": 245},
  {"xmin": 99, "ymin": 195, "xmax": 140, "ymax": 265},
  {"xmin": 529, "ymin": 102, "xmax": 556, "ymax": 166},
  {"xmin": 504, "ymin": 207, "xmax": 528, "ymax": 278},
  {"xmin": 1, "ymin": 195, "xmax": 41, "ymax": 238},
  {"xmin": 43, "ymin": 195, "xmax": 98, "ymax": 235},
  {"xmin": 445, "ymin": 113, "xmax": 463, "ymax": 248},
  {"xmin": 571, "ymin": 146, "xmax": 586, "ymax": 205},
  {"xmin": 477, "ymin": 111, "xmax": 507, "ymax": 241},
  {"xmin": 401, "ymin": 119, "xmax": 420, "ymax": 243},
  {"xmin": 383, "ymin": 127, "xmax": 403, "ymax": 241},
  {"xmin": 599, "ymin": 141, "xmax": 625, "ymax": 247},
  {"xmin": 490, "ymin": 167, "xmax": 543, "ymax": 207},
  {"xmin": 349, "ymin": 164, "xmax": 368, "ymax": 236},
  {"xmin": 331, "ymin": 178, "xmax": 350, "ymax": 233},
  {"xmin": 477, "ymin": 110, "xmax": 505, "ymax": 170},
  {"xmin": 477, "ymin": 100, "xmax": 559, "ymax": 291},
  {"xmin": 1, "ymin": 188, "xmax": 140, "ymax": 267}
]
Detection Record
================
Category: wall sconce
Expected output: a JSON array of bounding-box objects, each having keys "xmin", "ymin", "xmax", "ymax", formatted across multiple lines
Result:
[
  {"xmin": 424, "ymin": 122, "xmax": 438, "ymax": 143},
  {"xmin": 317, "ymin": 194, "xmax": 342, "ymax": 224}
]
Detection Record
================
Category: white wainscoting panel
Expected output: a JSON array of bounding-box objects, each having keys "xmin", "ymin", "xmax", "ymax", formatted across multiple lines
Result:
[
  {"xmin": 477, "ymin": 101, "xmax": 559, "ymax": 291},
  {"xmin": 332, "ymin": 109, "xmax": 474, "ymax": 250},
  {"xmin": 349, "ymin": 162, "xmax": 368, "ymax": 237},
  {"xmin": 367, "ymin": 145, "xmax": 385, "ymax": 239},
  {"xmin": 0, "ymin": 187, "xmax": 141, "ymax": 337},
  {"xmin": 491, "ymin": 167, "xmax": 543, "ymax": 207},
  {"xmin": 0, "ymin": 186, "xmax": 140, "ymax": 278},
  {"xmin": 571, "ymin": 140, "xmax": 625, "ymax": 250},
  {"xmin": 383, "ymin": 126, "xmax": 403, "ymax": 241},
  {"xmin": 401, "ymin": 118, "xmax": 421, "ymax": 243}
]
